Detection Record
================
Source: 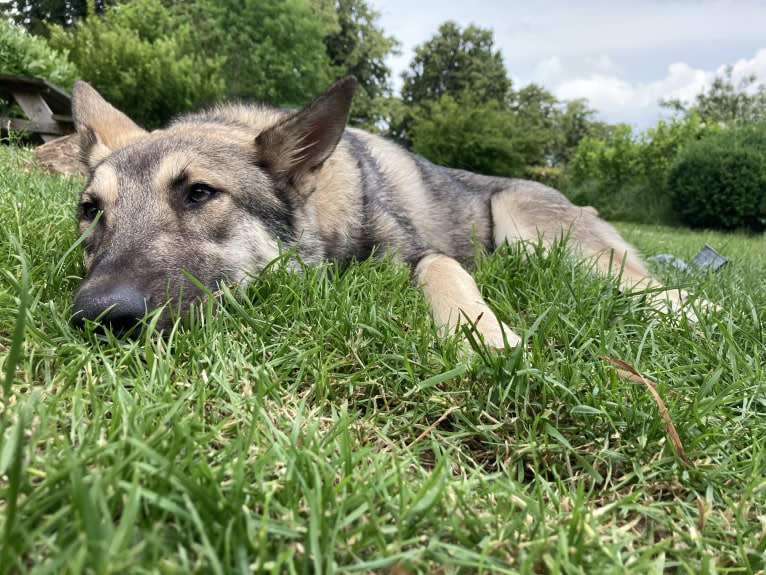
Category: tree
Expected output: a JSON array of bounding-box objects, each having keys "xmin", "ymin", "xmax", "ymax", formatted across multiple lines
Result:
[
  {"xmin": 0, "ymin": 19, "xmax": 77, "ymax": 88},
  {"xmin": 392, "ymin": 21, "xmax": 511, "ymax": 145},
  {"xmin": 509, "ymin": 83, "xmax": 558, "ymax": 167},
  {"xmin": 668, "ymin": 126, "xmax": 766, "ymax": 231},
  {"xmin": 401, "ymin": 21, "xmax": 511, "ymax": 107},
  {"xmin": 323, "ymin": 0, "xmax": 399, "ymax": 130},
  {"xmin": 409, "ymin": 93, "xmax": 525, "ymax": 177},
  {"xmin": 551, "ymin": 98, "xmax": 596, "ymax": 165},
  {"xmin": 166, "ymin": 0, "xmax": 336, "ymax": 108},
  {"xmin": 49, "ymin": 0, "xmax": 225, "ymax": 128},
  {"xmin": 0, "ymin": 0, "xmax": 112, "ymax": 36},
  {"xmin": 661, "ymin": 67, "xmax": 766, "ymax": 126},
  {"xmin": 563, "ymin": 110, "xmax": 719, "ymax": 224}
]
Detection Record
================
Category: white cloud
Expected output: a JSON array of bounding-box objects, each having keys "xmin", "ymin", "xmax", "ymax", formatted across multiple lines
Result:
[
  {"xmin": 587, "ymin": 54, "xmax": 618, "ymax": 75},
  {"xmin": 729, "ymin": 48, "xmax": 766, "ymax": 86},
  {"xmin": 551, "ymin": 49, "xmax": 766, "ymax": 127},
  {"xmin": 373, "ymin": 0, "xmax": 766, "ymax": 127}
]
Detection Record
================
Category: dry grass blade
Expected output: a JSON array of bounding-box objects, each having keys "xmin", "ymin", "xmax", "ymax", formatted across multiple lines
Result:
[
  {"xmin": 407, "ymin": 406, "xmax": 460, "ymax": 449},
  {"xmin": 603, "ymin": 356, "xmax": 691, "ymax": 466}
]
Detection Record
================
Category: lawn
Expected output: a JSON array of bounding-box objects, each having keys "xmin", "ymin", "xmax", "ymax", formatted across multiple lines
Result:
[{"xmin": 1, "ymin": 144, "xmax": 764, "ymax": 573}]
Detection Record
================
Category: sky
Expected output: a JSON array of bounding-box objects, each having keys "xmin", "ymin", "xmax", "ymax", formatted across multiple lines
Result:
[{"xmin": 371, "ymin": 0, "xmax": 766, "ymax": 128}]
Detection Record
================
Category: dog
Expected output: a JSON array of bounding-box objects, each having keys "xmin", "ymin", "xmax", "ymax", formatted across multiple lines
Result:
[{"xmin": 70, "ymin": 76, "xmax": 698, "ymax": 346}]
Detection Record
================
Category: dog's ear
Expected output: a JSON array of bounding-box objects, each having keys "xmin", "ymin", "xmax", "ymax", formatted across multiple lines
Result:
[
  {"xmin": 71, "ymin": 81, "xmax": 148, "ymax": 171},
  {"xmin": 255, "ymin": 76, "xmax": 357, "ymax": 184}
]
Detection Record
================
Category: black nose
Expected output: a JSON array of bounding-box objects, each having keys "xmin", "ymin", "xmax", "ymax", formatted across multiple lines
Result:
[{"xmin": 72, "ymin": 284, "xmax": 151, "ymax": 335}]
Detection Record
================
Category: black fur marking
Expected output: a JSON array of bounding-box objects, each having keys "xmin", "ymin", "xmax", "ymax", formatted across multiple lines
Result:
[
  {"xmin": 413, "ymin": 155, "xmax": 495, "ymax": 255},
  {"xmin": 234, "ymin": 190, "xmax": 295, "ymax": 246},
  {"xmin": 344, "ymin": 132, "xmax": 427, "ymax": 258},
  {"xmin": 349, "ymin": 190, "xmax": 377, "ymax": 261},
  {"xmin": 412, "ymin": 156, "xmax": 471, "ymax": 201},
  {"xmin": 171, "ymin": 169, "xmax": 189, "ymax": 190}
]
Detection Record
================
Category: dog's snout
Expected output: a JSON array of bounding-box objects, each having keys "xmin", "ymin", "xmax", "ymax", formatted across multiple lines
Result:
[{"xmin": 73, "ymin": 284, "xmax": 151, "ymax": 334}]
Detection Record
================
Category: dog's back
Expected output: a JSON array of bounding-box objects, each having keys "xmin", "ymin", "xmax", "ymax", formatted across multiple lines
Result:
[{"xmin": 169, "ymin": 103, "xmax": 502, "ymax": 267}]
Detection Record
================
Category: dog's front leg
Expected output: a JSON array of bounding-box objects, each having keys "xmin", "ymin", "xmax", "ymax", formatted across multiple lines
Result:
[{"xmin": 415, "ymin": 254, "xmax": 521, "ymax": 349}]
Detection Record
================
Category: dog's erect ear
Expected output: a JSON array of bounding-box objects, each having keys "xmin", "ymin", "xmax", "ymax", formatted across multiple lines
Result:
[
  {"xmin": 255, "ymin": 76, "xmax": 357, "ymax": 182},
  {"xmin": 71, "ymin": 81, "xmax": 148, "ymax": 171}
]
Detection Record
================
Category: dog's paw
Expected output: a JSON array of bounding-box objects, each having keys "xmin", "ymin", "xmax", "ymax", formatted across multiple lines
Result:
[
  {"xmin": 652, "ymin": 289, "xmax": 720, "ymax": 323},
  {"xmin": 473, "ymin": 316, "xmax": 522, "ymax": 350}
]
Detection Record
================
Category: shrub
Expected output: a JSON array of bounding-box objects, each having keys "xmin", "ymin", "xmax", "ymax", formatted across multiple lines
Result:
[
  {"xmin": 48, "ymin": 0, "xmax": 225, "ymax": 129},
  {"xmin": 409, "ymin": 93, "xmax": 525, "ymax": 177},
  {"xmin": 524, "ymin": 165, "xmax": 564, "ymax": 190},
  {"xmin": 567, "ymin": 124, "xmax": 641, "ymax": 194},
  {"xmin": 564, "ymin": 113, "xmax": 718, "ymax": 224},
  {"xmin": 667, "ymin": 127, "xmax": 766, "ymax": 232},
  {"xmin": 0, "ymin": 20, "xmax": 78, "ymax": 88}
]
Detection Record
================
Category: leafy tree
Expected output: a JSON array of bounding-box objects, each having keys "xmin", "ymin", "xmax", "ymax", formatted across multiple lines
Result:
[
  {"xmin": 49, "ymin": 0, "xmax": 225, "ymax": 128},
  {"xmin": 509, "ymin": 83, "xmax": 558, "ymax": 167},
  {"xmin": 401, "ymin": 21, "xmax": 511, "ymax": 107},
  {"xmin": 550, "ymin": 98, "xmax": 596, "ymax": 166},
  {"xmin": 0, "ymin": 19, "xmax": 77, "ymax": 87},
  {"xmin": 564, "ymin": 112, "xmax": 719, "ymax": 223},
  {"xmin": 568, "ymin": 124, "xmax": 641, "ymax": 192},
  {"xmin": 409, "ymin": 93, "xmax": 525, "ymax": 177},
  {"xmin": 393, "ymin": 21, "xmax": 511, "ymax": 145},
  {"xmin": 662, "ymin": 67, "xmax": 766, "ymax": 126},
  {"xmin": 395, "ymin": 21, "xmax": 596, "ymax": 167},
  {"xmin": 164, "ymin": 0, "xmax": 397, "ymax": 126},
  {"xmin": 0, "ymin": 0, "xmax": 112, "ymax": 36},
  {"xmin": 323, "ymin": 0, "xmax": 399, "ymax": 130},
  {"xmin": 640, "ymin": 111, "xmax": 716, "ymax": 193},
  {"xmin": 167, "ymin": 0, "xmax": 336, "ymax": 108}
]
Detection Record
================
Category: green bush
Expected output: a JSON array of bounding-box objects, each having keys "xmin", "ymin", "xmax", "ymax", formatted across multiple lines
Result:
[
  {"xmin": 564, "ymin": 125, "xmax": 651, "ymax": 221},
  {"xmin": 0, "ymin": 20, "xmax": 78, "ymax": 88},
  {"xmin": 667, "ymin": 127, "xmax": 766, "ymax": 231},
  {"xmin": 564, "ymin": 113, "xmax": 717, "ymax": 224},
  {"xmin": 48, "ymin": 0, "xmax": 225, "ymax": 129},
  {"xmin": 409, "ymin": 93, "xmax": 525, "ymax": 177}
]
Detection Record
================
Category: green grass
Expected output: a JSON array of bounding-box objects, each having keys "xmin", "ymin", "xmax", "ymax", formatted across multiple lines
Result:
[{"xmin": 1, "ymin": 144, "xmax": 765, "ymax": 573}]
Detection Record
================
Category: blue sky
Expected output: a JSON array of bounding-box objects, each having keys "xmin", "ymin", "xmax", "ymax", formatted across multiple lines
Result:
[{"xmin": 371, "ymin": 0, "xmax": 766, "ymax": 127}]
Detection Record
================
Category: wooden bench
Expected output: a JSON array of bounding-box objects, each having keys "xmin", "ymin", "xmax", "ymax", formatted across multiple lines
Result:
[{"xmin": 0, "ymin": 74, "xmax": 74, "ymax": 142}]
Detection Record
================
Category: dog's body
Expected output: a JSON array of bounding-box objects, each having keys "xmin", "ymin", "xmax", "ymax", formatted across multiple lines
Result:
[{"xmin": 71, "ymin": 77, "xmax": 691, "ymax": 346}]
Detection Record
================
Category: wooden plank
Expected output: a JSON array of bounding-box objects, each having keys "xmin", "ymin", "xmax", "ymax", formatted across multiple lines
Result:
[
  {"xmin": 0, "ymin": 74, "xmax": 72, "ymax": 114},
  {"xmin": 14, "ymin": 91, "xmax": 55, "ymax": 123},
  {"xmin": 0, "ymin": 117, "xmax": 66, "ymax": 136},
  {"xmin": 0, "ymin": 75, "xmax": 74, "ymax": 141},
  {"xmin": 0, "ymin": 74, "xmax": 50, "ymax": 91},
  {"xmin": 51, "ymin": 113, "xmax": 74, "ymax": 123}
]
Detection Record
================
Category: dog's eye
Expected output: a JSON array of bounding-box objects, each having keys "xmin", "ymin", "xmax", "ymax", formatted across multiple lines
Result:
[
  {"xmin": 186, "ymin": 184, "xmax": 217, "ymax": 206},
  {"xmin": 80, "ymin": 200, "xmax": 100, "ymax": 221}
]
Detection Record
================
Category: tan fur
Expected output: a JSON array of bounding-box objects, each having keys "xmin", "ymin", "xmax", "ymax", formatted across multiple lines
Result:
[
  {"xmin": 311, "ymin": 141, "xmax": 364, "ymax": 250},
  {"xmin": 416, "ymin": 254, "xmax": 521, "ymax": 349},
  {"xmin": 490, "ymin": 188, "xmax": 700, "ymax": 324},
  {"xmin": 351, "ymin": 130, "xmax": 439, "ymax": 242},
  {"xmin": 79, "ymin": 164, "xmax": 119, "ymax": 237},
  {"xmin": 72, "ymin": 82, "xmax": 147, "ymax": 166}
]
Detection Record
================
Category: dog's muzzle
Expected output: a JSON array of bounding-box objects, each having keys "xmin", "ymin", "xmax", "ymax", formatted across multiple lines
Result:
[{"xmin": 72, "ymin": 283, "xmax": 152, "ymax": 336}]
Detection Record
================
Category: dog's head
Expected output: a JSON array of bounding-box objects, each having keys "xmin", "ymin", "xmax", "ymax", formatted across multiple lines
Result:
[{"xmin": 71, "ymin": 77, "xmax": 357, "ymax": 333}]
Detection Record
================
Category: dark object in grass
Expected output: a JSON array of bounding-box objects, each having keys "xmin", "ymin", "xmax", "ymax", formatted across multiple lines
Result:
[
  {"xmin": 649, "ymin": 244, "xmax": 728, "ymax": 274},
  {"xmin": 691, "ymin": 245, "xmax": 728, "ymax": 272}
]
